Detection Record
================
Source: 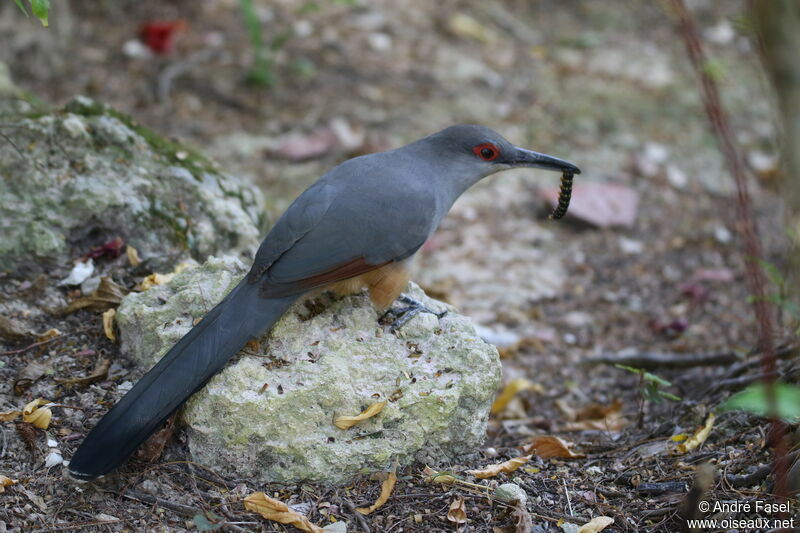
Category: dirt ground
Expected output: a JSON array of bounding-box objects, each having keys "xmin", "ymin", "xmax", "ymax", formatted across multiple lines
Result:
[{"xmin": 0, "ymin": 0, "xmax": 796, "ymax": 531}]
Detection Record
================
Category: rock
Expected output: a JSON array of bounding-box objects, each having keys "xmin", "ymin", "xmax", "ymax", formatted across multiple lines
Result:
[
  {"xmin": 116, "ymin": 256, "xmax": 502, "ymax": 484},
  {"xmin": 495, "ymin": 483, "xmax": 527, "ymax": 504},
  {"xmin": 0, "ymin": 97, "xmax": 265, "ymax": 276}
]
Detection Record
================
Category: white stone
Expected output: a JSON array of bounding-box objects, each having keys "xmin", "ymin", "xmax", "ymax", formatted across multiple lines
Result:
[{"xmin": 116, "ymin": 256, "xmax": 502, "ymax": 484}]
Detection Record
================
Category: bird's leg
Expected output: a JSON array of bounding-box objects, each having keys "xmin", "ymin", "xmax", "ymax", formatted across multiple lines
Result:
[{"xmin": 381, "ymin": 294, "xmax": 448, "ymax": 332}]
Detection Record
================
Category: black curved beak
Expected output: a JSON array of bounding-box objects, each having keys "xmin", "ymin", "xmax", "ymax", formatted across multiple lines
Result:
[{"xmin": 511, "ymin": 147, "xmax": 581, "ymax": 175}]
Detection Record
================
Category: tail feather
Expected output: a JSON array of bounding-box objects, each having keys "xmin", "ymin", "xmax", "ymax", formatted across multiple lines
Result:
[{"xmin": 68, "ymin": 279, "xmax": 296, "ymax": 480}]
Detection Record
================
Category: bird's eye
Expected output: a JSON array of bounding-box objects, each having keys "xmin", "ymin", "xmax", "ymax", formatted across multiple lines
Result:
[{"xmin": 472, "ymin": 143, "xmax": 500, "ymax": 161}]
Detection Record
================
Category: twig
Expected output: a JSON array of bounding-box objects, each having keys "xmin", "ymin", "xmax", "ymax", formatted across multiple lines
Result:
[
  {"xmin": 1, "ymin": 325, "xmax": 96, "ymax": 356},
  {"xmin": 114, "ymin": 488, "xmax": 199, "ymax": 517},
  {"xmin": 670, "ymin": 0, "xmax": 788, "ymax": 500},
  {"xmin": 157, "ymin": 48, "xmax": 220, "ymax": 103},
  {"xmin": 726, "ymin": 449, "xmax": 800, "ymax": 488},
  {"xmin": 343, "ymin": 499, "xmax": 371, "ymax": 533},
  {"xmin": 0, "ymin": 129, "xmax": 26, "ymax": 160},
  {"xmin": 562, "ymin": 478, "xmax": 573, "ymax": 517},
  {"xmin": 707, "ymin": 372, "xmax": 774, "ymax": 395},
  {"xmin": 1, "ymin": 333, "xmax": 69, "ymax": 355},
  {"xmin": 583, "ymin": 351, "xmax": 739, "ymax": 369}
]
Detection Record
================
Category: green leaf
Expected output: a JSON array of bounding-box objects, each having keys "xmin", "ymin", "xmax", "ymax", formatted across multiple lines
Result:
[
  {"xmin": 29, "ymin": 0, "xmax": 49, "ymax": 27},
  {"xmin": 657, "ymin": 391, "xmax": 682, "ymax": 402},
  {"xmin": 615, "ymin": 364, "xmax": 643, "ymax": 375},
  {"xmin": 719, "ymin": 383, "xmax": 800, "ymax": 422},
  {"xmin": 642, "ymin": 371, "xmax": 672, "ymax": 387},
  {"xmin": 13, "ymin": 0, "xmax": 28, "ymax": 16}
]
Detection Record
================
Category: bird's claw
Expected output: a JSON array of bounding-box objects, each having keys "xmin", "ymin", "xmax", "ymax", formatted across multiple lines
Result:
[{"xmin": 381, "ymin": 294, "xmax": 447, "ymax": 332}]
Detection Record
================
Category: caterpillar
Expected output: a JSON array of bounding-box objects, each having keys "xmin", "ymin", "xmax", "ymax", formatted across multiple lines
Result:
[{"xmin": 549, "ymin": 169, "xmax": 573, "ymax": 220}]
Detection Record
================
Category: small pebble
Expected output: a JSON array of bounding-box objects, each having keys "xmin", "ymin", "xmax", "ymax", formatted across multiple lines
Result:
[{"xmin": 495, "ymin": 483, "xmax": 527, "ymax": 505}]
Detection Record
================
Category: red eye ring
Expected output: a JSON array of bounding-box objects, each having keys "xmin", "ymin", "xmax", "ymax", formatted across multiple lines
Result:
[{"xmin": 472, "ymin": 142, "xmax": 500, "ymax": 161}]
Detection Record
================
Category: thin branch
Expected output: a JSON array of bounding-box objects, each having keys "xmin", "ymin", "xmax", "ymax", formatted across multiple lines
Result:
[{"xmin": 669, "ymin": 0, "xmax": 789, "ymax": 500}]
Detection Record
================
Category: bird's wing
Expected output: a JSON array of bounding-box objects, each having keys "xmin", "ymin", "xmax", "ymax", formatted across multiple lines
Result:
[
  {"xmin": 249, "ymin": 180, "xmax": 339, "ymax": 283},
  {"xmin": 249, "ymin": 162, "xmax": 436, "ymax": 298}
]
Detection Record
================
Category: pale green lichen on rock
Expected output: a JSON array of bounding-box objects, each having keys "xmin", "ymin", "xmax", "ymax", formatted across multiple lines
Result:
[
  {"xmin": 0, "ymin": 96, "xmax": 266, "ymax": 275},
  {"xmin": 116, "ymin": 255, "xmax": 502, "ymax": 484}
]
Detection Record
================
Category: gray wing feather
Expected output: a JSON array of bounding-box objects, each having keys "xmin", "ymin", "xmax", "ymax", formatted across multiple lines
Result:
[{"xmin": 249, "ymin": 153, "xmax": 439, "ymax": 292}]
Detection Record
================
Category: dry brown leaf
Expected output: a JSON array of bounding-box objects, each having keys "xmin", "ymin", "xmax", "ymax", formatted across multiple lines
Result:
[
  {"xmin": 126, "ymin": 245, "xmax": 141, "ymax": 266},
  {"xmin": 64, "ymin": 277, "xmax": 127, "ymax": 313},
  {"xmin": 14, "ymin": 360, "xmax": 52, "ymax": 395},
  {"xmin": 446, "ymin": 496, "xmax": 467, "ymax": 524},
  {"xmin": 243, "ymin": 492, "xmax": 323, "ymax": 533},
  {"xmin": 522, "ymin": 436, "xmax": 585, "ymax": 459},
  {"xmin": 356, "ymin": 469, "xmax": 397, "ymax": 515},
  {"xmin": 103, "ymin": 308, "xmax": 116, "ymax": 341},
  {"xmin": 0, "ymin": 475, "xmax": 17, "ymax": 493},
  {"xmin": 55, "ymin": 357, "xmax": 110, "ymax": 387},
  {"xmin": 334, "ymin": 401, "xmax": 386, "ymax": 430},
  {"xmin": 577, "ymin": 516, "xmax": 614, "ymax": 533},
  {"xmin": 512, "ymin": 500, "xmax": 532, "ymax": 533},
  {"xmin": 134, "ymin": 414, "xmax": 177, "ymax": 462},
  {"xmin": 562, "ymin": 399, "xmax": 628, "ymax": 432},
  {"xmin": 15, "ymin": 420, "xmax": 38, "ymax": 451},
  {"xmin": 677, "ymin": 413, "xmax": 715, "ymax": 453},
  {"xmin": 491, "ymin": 378, "xmax": 544, "ymax": 416},
  {"xmin": 467, "ymin": 455, "xmax": 531, "ymax": 479},
  {"xmin": 0, "ymin": 315, "xmax": 28, "ymax": 342},
  {"xmin": 22, "ymin": 398, "xmax": 52, "ymax": 429},
  {"xmin": 0, "ymin": 410, "xmax": 21, "ymax": 422}
]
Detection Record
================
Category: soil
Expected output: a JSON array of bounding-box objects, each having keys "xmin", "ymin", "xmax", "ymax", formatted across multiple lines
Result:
[{"xmin": 0, "ymin": 1, "xmax": 795, "ymax": 532}]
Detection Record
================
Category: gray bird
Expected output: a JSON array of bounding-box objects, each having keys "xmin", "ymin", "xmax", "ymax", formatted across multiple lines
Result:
[{"xmin": 68, "ymin": 124, "xmax": 580, "ymax": 480}]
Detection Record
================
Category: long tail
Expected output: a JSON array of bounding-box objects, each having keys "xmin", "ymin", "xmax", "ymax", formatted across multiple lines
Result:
[{"xmin": 68, "ymin": 279, "xmax": 297, "ymax": 480}]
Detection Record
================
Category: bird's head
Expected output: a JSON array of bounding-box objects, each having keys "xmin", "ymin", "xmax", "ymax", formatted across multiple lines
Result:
[{"xmin": 420, "ymin": 124, "xmax": 580, "ymax": 191}]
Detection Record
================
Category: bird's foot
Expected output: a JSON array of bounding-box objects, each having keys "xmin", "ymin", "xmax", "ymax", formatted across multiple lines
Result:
[{"xmin": 380, "ymin": 294, "xmax": 447, "ymax": 332}]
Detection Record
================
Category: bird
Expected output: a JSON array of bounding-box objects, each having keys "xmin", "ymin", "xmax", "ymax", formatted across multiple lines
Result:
[{"xmin": 68, "ymin": 124, "xmax": 580, "ymax": 481}]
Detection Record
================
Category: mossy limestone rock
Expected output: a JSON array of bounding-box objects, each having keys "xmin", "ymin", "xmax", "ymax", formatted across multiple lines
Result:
[
  {"xmin": 116, "ymin": 256, "xmax": 502, "ymax": 484},
  {"xmin": 0, "ymin": 97, "xmax": 265, "ymax": 276}
]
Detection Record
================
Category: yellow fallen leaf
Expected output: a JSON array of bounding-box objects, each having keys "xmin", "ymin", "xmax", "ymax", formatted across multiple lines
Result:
[
  {"xmin": 126, "ymin": 245, "xmax": 141, "ymax": 266},
  {"xmin": 140, "ymin": 262, "xmax": 195, "ymax": 290},
  {"xmin": 677, "ymin": 413, "xmax": 715, "ymax": 453},
  {"xmin": 103, "ymin": 308, "xmax": 116, "ymax": 341},
  {"xmin": 356, "ymin": 469, "xmax": 397, "ymax": 515},
  {"xmin": 577, "ymin": 516, "xmax": 614, "ymax": 533},
  {"xmin": 22, "ymin": 398, "xmax": 52, "ymax": 429},
  {"xmin": 0, "ymin": 410, "xmax": 21, "ymax": 422},
  {"xmin": 671, "ymin": 433, "xmax": 689, "ymax": 442},
  {"xmin": 522, "ymin": 436, "xmax": 585, "ymax": 459},
  {"xmin": 0, "ymin": 475, "xmax": 18, "ymax": 493},
  {"xmin": 243, "ymin": 492, "xmax": 323, "ymax": 533},
  {"xmin": 334, "ymin": 401, "xmax": 386, "ymax": 430},
  {"xmin": 38, "ymin": 328, "xmax": 61, "ymax": 342},
  {"xmin": 467, "ymin": 455, "xmax": 531, "ymax": 479},
  {"xmin": 140, "ymin": 273, "xmax": 173, "ymax": 291},
  {"xmin": 491, "ymin": 378, "xmax": 543, "ymax": 416},
  {"xmin": 446, "ymin": 496, "xmax": 467, "ymax": 524}
]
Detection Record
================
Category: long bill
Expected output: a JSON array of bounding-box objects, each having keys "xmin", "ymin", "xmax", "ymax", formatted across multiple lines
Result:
[{"xmin": 511, "ymin": 147, "xmax": 581, "ymax": 175}]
